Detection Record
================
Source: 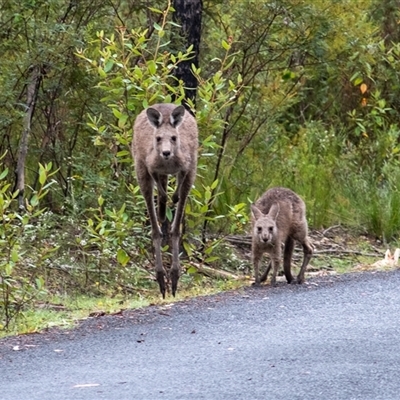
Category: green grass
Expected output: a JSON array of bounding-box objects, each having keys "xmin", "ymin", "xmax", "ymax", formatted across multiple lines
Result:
[
  {"xmin": 0, "ymin": 277, "xmax": 246, "ymax": 339},
  {"xmin": 0, "ymin": 295, "xmax": 149, "ymax": 338}
]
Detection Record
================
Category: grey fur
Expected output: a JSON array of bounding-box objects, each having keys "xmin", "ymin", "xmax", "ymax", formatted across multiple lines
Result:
[
  {"xmin": 132, "ymin": 103, "xmax": 198, "ymax": 297},
  {"xmin": 250, "ymin": 187, "xmax": 313, "ymax": 286}
]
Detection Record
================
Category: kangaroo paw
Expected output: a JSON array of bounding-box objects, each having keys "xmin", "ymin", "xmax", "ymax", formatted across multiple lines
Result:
[
  {"xmin": 286, "ymin": 275, "xmax": 294, "ymax": 284},
  {"xmin": 170, "ymin": 268, "xmax": 180, "ymax": 297},
  {"xmin": 156, "ymin": 270, "xmax": 167, "ymax": 299}
]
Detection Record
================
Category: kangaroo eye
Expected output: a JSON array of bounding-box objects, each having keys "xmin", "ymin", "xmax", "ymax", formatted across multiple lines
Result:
[
  {"xmin": 171, "ymin": 136, "xmax": 177, "ymax": 142},
  {"xmin": 156, "ymin": 137, "xmax": 161, "ymax": 143}
]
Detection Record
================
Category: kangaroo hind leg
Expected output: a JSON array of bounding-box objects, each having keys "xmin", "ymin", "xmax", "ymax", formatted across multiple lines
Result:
[{"xmin": 283, "ymin": 237, "xmax": 295, "ymax": 283}]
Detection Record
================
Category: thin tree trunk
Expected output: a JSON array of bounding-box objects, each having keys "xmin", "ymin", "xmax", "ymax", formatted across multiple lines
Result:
[
  {"xmin": 15, "ymin": 65, "xmax": 41, "ymax": 209},
  {"xmin": 172, "ymin": 0, "xmax": 202, "ymax": 110}
]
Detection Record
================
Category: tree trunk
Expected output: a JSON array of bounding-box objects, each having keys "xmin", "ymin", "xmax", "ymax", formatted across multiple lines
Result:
[
  {"xmin": 380, "ymin": 0, "xmax": 400, "ymax": 45},
  {"xmin": 15, "ymin": 65, "xmax": 41, "ymax": 209},
  {"xmin": 172, "ymin": 0, "xmax": 202, "ymax": 110}
]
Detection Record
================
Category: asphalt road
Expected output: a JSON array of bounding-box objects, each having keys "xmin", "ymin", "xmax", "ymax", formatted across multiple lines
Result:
[{"xmin": 1, "ymin": 270, "xmax": 400, "ymax": 400}]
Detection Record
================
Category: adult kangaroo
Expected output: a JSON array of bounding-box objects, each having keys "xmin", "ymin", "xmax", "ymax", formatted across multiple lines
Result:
[
  {"xmin": 251, "ymin": 187, "xmax": 313, "ymax": 286},
  {"xmin": 132, "ymin": 103, "xmax": 198, "ymax": 298}
]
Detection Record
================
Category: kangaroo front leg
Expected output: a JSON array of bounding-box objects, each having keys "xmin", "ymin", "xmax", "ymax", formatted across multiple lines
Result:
[
  {"xmin": 155, "ymin": 174, "xmax": 168, "ymax": 223},
  {"xmin": 252, "ymin": 250, "xmax": 262, "ymax": 286},
  {"xmin": 172, "ymin": 170, "xmax": 186, "ymax": 204},
  {"xmin": 260, "ymin": 260, "xmax": 272, "ymax": 283},
  {"xmin": 270, "ymin": 256, "xmax": 281, "ymax": 286}
]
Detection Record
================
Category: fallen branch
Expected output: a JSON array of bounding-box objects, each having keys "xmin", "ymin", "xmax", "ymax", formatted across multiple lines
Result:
[
  {"xmin": 322, "ymin": 225, "xmax": 341, "ymax": 236},
  {"xmin": 188, "ymin": 263, "xmax": 240, "ymax": 280},
  {"xmin": 313, "ymin": 249, "xmax": 382, "ymax": 257}
]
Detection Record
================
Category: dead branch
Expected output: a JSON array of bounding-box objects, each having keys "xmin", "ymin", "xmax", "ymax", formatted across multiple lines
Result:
[
  {"xmin": 313, "ymin": 249, "xmax": 382, "ymax": 257},
  {"xmin": 188, "ymin": 263, "xmax": 240, "ymax": 280}
]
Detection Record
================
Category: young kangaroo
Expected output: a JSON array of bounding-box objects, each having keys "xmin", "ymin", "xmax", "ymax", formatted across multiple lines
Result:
[
  {"xmin": 132, "ymin": 103, "xmax": 198, "ymax": 298},
  {"xmin": 251, "ymin": 187, "xmax": 313, "ymax": 286},
  {"xmin": 372, "ymin": 248, "xmax": 400, "ymax": 268}
]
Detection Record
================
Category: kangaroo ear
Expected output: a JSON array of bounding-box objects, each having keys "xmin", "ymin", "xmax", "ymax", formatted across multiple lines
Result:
[
  {"xmin": 384, "ymin": 249, "xmax": 392, "ymax": 260},
  {"xmin": 170, "ymin": 105, "xmax": 185, "ymax": 128},
  {"xmin": 147, "ymin": 107, "xmax": 162, "ymax": 128},
  {"xmin": 250, "ymin": 204, "xmax": 263, "ymax": 220},
  {"xmin": 268, "ymin": 203, "xmax": 280, "ymax": 221}
]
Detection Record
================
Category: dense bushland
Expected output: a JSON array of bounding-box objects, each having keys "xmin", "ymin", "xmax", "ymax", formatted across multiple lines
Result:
[{"xmin": 1, "ymin": 0, "xmax": 399, "ymax": 330}]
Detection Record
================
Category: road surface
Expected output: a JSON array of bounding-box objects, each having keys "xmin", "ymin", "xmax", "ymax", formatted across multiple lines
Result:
[{"xmin": 1, "ymin": 270, "xmax": 400, "ymax": 399}]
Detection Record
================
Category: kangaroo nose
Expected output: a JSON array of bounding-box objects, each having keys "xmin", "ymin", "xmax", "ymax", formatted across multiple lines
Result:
[{"xmin": 162, "ymin": 150, "xmax": 171, "ymax": 158}]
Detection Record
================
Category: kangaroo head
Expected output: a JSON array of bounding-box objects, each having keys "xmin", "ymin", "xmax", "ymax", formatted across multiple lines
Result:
[
  {"xmin": 385, "ymin": 248, "xmax": 400, "ymax": 265},
  {"xmin": 146, "ymin": 105, "xmax": 186, "ymax": 161},
  {"xmin": 251, "ymin": 203, "xmax": 280, "ymax": 245}
]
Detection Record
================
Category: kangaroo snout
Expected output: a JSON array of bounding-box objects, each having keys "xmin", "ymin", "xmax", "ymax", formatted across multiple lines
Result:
[
  {"xmin": 261, "ymin": 235, "xmax": 274, "ymax": 246},
  {"xmin": 162, "ymin": 150, "xmax": 171, "ymax": 159}
]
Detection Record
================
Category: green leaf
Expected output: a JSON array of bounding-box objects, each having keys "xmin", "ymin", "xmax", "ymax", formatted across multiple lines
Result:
[
  {"xmin": 30, "ymin": 195, "xmax": 39, "ymax": 207},
  {"xmin": 11, "ymin": 248, "xmax": 19, "ymax": 263},
  {"xmin": 205, "ymin": 256, "xmax": 220, "ymax": 263},
  {"xmin": 353, "ymin": 77, "xmax": 363, "ymax": 86},
  {"xmin": 112, "ymin": 108, "xmax": 122, "ymax": 119},
  {"xmin": 204, "ymin": 246, "xmax": 214, "ymax": 255},
  {"xmin": 210, "ymin": 179, "xmax": 219, "ymax": 190},
  {"xmin": 118, "ymin": 113, "xmax": 128, "ymax": 128},
  {"xmin": 186, "ymin": 266, "xmax": 198, "ymax": 274},
  {"xmin": 221, "ymin": 40, "xmax": 231, "ymax": 51},
  {"xmin": 0, "ymin": 168, "xmax": 8, "ymax": 180},
  {"xmin": 166, "ymin": 206, "xmax": 173, "ymax": 222},
  {"xmin": 104, "ymin": 59, "xmax": 114, "ymax": 73},
  {"xmin": 117, "ymin": 150, "xmax": 130, "ymax": 157},
  {"xmin": 183, "ymin": 241, "xmax": 193, "ymax": 257},
  {"xmin": 147, "ymin": 60, "xmax": 157, "ymax": 75},
  {"xmin": 98, "ymin": 66, "xmax": 106, "ymax": 78},
  {"xmin": 200, "ymin": 204, "xmax": 209, "ymax": 213},
  {"xmin": 35, "ymin": 277, "xmax": 44, "ymax": 289},
  {"xmin": 117, "ymin": 248, "xmax": 130, "ymax": 266},
  {"xmin": 39, "ymin": 167, "xmax": 46, "ymax": 186},
  {"xmin": 148, "ymin": 7, "xmax": 163, "ymax": 14},
  {"xmin": 5, "ymin": 263, "xmax": 13, "ymax": 276}
]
